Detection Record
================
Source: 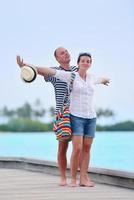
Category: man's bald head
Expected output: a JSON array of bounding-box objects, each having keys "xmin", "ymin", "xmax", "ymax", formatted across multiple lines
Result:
[{"xmin": 54, "ymin": 47, "xmax": 71, "ymax": 65}]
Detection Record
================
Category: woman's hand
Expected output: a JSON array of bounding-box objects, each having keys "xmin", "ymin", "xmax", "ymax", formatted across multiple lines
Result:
[
  {"xmin": 16, "ymin": 55, "xmax": 27, "ymax": 68},
  {"xmin": 101, "ymin": 78, "xmax": 110, "ymax": 86}
]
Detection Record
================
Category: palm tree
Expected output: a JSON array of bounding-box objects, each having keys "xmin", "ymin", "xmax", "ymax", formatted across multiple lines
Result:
[
  {"xmin": 96, "ymin": 108, "xmax": 115, "ymax": 124},
  {"xmin": 97, "ymin": 108, "xmax": 114, "ymax": 118},
  {"xmin": 16, "ymin": 103, "xmax": 32, "ymax": 119},
  {"xmin": 33, "ymin": 99, "xmax": 46, "ymax": 119},
  {"xmin": 49, "ymin": 106, "xmax": 55, "ymax": 122},
  {"xmin": 1, "ymin": 106, "xmax": 15, "ymax": 119}
]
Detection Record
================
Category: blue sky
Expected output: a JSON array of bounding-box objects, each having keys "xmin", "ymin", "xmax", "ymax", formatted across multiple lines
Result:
[{"xmin": 0, "ymin": 0, "xmax": 134, "ymax": 122}]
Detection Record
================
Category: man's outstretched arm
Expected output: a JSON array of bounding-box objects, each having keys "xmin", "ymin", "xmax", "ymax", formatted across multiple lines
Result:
[{"xmin": 16, "ymin": 55, "xmax": 56, "ymax": 77}]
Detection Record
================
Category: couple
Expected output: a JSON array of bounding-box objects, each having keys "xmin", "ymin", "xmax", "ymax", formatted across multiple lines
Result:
[{"xmin": 16, "ymin": 47, "xmax": 110, "ymax": 187}]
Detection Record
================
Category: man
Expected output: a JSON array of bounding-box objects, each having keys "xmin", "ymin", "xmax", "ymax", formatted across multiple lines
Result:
[{"xmin": 16, "ymin": 47, "xmax": 78, "ymax": 186}]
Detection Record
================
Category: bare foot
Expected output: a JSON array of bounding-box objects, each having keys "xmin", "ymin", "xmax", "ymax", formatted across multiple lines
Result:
[
  {"xmin": 80, "ymin": 174, "xmax": 95, "ymax": 187},
  {"xmin": 59, "ymin": 178, "xmax": 67, "ymax": 186},
  {"xmin": 79, "ymin": 180, "xmax": 95, "ymax": 187},
  {"xmin": 69, "ymin": 179, "xmax": 77, "ymax": 187}
]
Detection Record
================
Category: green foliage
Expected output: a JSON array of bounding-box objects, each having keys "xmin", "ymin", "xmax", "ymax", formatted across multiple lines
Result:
[
  {"xmin": 0, "ymin": 100, "xmax": 134, "ymax": 132},
  {"xmin": 96, "ymin": 121, "xmax": 134, "ymax": 131},
  {"xmin": 0, "ymin": 119, "xmax": 134, "ymax": 132},
  {"xmin": 0, "ymin": 119, "xmax": 53, "ymax": 132}
]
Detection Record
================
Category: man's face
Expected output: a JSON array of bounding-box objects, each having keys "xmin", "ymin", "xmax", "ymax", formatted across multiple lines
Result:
[{"xmin": 55, "ymin": 47, "xmax": 70, "ymax": 64}]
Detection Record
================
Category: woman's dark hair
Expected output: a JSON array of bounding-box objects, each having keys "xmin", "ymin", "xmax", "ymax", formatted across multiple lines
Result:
[{"xmin": 77, "ymin": 53, "xmax": 92, "ymax": 63}]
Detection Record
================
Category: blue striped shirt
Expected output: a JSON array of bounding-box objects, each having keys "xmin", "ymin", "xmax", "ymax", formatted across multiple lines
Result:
[{"xmin": 44, "ymin": 66, "xmax": 78, "ymax": 113}]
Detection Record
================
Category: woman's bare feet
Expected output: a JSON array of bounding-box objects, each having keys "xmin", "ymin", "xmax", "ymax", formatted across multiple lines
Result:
[
  {"xmin": 59, "ymin": 178, "xmax": 67, "ymax": 186},
  {"xmin": 80, "ymin": 175, "xmax": 95, "ymax": 187},
  {"xmin": 79, "ymin": 181, "xmax": 95, "ymax": 187},
  {"xmin": 69, "ymin": 179, "xmax": 77, "ymax": 187}
]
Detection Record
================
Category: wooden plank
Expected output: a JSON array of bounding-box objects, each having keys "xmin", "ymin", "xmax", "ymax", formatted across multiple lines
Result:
[{"xmin": 0, "ymin": 169, "xmax": 133, "ymax": 200}]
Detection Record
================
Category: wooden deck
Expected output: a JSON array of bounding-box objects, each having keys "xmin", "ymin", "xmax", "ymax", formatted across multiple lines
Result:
[{"xmin": 0, "ymin": 169, "xmax": 133, "ymax": 200}]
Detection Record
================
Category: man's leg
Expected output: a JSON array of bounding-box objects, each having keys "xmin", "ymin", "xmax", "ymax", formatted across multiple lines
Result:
[
  {"xmin": 57, "ymin": 141, "xmax": 69, "ymax": 186},
  {"xmin": 70, "ymin": 136, "xmax": 83, "ymax": 187},
  {"xmin": 79, "ymin": 137, "xmax": 95, "ymax": 187}
]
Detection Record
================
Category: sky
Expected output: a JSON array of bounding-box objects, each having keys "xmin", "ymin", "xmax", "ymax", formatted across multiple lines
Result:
[{"xmin": 0, "ymin": 0, "xmax": 134, "ymax": 123}]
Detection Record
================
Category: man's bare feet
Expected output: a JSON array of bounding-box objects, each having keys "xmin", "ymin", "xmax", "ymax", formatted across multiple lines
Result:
[
  {"xmin": 59, "ymin": 178, "xmax": 67, "ymax": 186},
  {"xmin": 69, "ymin": 179, "xmax": 77, "ymax": 187}
]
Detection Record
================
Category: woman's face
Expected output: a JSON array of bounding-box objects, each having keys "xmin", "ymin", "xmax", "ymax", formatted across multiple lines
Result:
[{"xmin": 78, "ymin": 56, "xmax": 92, "ymax": 71}]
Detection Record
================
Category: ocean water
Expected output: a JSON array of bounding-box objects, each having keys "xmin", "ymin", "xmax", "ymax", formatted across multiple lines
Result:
[{"xmin": 0, "ymin": 131, "xmax": 134, "ymax": 172}]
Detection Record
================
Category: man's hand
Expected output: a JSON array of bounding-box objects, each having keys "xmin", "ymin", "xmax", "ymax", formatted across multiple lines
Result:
[
  {"xmin": 16, "ymin": 55, "xmax": 27, "ymax": 68},
  {"xmin": 101, "ymin": 78, "xmax": 110, "ymax": 86}
]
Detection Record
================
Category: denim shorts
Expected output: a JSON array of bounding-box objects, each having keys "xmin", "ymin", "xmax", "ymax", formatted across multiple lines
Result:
[{"xmin": 70, "ymin": 114, "xmax": 97, "ymax": 138}]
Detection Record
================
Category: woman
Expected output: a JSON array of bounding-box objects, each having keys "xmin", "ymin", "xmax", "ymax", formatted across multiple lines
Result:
[
  {"xmin": 17, "ymin": 53, "xmax": 110, "ymax": 187},
  {"xmin": 52, "ymin": 53, "xmax": 110, "ymax": 187}
]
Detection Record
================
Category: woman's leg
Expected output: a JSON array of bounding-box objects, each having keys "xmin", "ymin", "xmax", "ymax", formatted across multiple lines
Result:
[
  {"xmin": 79, "ymin": 137, "xmax": 95, "ymax": 187},
  {"xmin": 70, "ymin": 135, "xmax": 83, "ymax": 187}
]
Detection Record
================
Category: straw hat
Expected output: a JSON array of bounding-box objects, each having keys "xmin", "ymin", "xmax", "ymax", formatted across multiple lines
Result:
[{"xmin": 21, "ymin": 66, "xmax": 37, "ymax": 83}]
